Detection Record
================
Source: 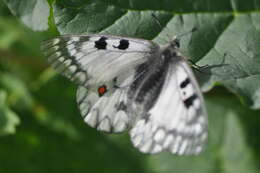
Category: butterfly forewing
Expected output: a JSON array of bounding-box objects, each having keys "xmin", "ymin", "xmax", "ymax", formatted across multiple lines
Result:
[{"xmin": 41, "ymin": 35, "xmax": 159, "ymax": 87}]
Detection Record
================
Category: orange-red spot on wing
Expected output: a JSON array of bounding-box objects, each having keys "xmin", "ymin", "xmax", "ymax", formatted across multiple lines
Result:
[{"xmin": 98, "ymin": 85, "xmax": 107, "ymax": 96}]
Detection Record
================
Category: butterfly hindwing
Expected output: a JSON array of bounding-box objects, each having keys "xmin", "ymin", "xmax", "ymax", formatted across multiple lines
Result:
[
  {"xmin": 76, "ymin": 71, "xmax": 139, "ymax": 133},
  {"xmin": 77, "ymin": 85, "xmax": 130, "ymax": 133},
  {"xmin": 130, "ymin": 53, "xmax": 208, "ymax": 155}
]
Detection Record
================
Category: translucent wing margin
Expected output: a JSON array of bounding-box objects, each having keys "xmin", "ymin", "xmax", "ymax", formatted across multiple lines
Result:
[
  {"xmin": 77, "ymin": 86, "xmax": 131, "ymax": 133},
  {"xmin": 130, "ymin": 56, "xmax": 208, "ymax": 155}
]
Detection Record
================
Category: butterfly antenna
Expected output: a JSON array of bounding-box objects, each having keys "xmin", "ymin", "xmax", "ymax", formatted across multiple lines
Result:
[{"xmin": 176, "ymin": 27, "xmax": 197, "ymax": 39}]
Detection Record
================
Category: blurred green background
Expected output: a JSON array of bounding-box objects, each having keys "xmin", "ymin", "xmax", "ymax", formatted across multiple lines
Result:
[{"xmin": 1, "ymin": 1, "xmax": 260, "ymax": 173}]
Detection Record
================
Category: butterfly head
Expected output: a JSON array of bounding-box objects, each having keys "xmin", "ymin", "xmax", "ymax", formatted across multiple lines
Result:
[
  {"xmin": 162, "ymin": 37, "xmax": 181, "ymax": 60},
  {"xmin": 169, "ymin": 27, "xmax": 197, "ymax": 50}
]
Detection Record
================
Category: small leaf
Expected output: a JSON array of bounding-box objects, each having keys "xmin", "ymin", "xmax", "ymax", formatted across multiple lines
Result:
[
  {"xmin": 3, "ymin": 0, "xmax": 50, "ymax": 31},
  {"xmin": 0, "ymin": 73, "xmax": 34, "ymax": 109},
  {"xmin": 0, "ymin": 90, "xmax": 20, "ymax": 136}
]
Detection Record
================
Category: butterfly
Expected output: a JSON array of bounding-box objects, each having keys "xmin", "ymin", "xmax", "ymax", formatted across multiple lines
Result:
[{"xmin": 41, "ymin": 33, "xmax": 208, "ymax": 155}]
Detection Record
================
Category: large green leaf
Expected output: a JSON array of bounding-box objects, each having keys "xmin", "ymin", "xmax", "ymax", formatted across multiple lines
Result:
[
  {"xmin": 52, "ymin": 1, "xmax": 260, "ymax": 109},
  {"xmin": 1, "ymin": 1, "xmax": 260, "ymax": 173},
  {"xmin": 2, "ymin": 0, "xmax": 50, "ymax": 31}
]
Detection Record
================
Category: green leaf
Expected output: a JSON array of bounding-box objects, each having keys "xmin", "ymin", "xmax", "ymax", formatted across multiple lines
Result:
[
  {"xmin": 195, "ymin": 14, "xmax": 260, "ymax": 109},
  {"xmin": 0, "ymin": 73, "xmax": 34, "ymax": 109},
  {"xmin": 0, "ymin": 90, "xmax": 20, "ymax": 136},
  {"xmin": 52, "ymin": 1, "xmax": 260, "ymax": 108},
  {"xmin": 54, "ymin": 1, "xmax": 127, "ymax": 34},
  {"xmin": 3, "ymin": 0, "xmax": 50, "ymax": 31}
]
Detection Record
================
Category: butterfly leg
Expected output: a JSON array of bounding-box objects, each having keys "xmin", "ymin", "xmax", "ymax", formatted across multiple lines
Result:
[
  {"xmin": 189, "ymin": 53, "xmax": 229, "ymax": 75},
  {"xmin": 188, "ymin": 59, "xmax": 209, "ymax": 70},
  {"xmin": 188, "ymin": 59, "xmax": 210, "ymax": 75}
]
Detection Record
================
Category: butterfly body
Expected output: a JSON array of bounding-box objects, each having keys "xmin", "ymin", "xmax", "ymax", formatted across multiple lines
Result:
[{"xmin": 42, "ymin": 34, "xmax": 208, "ymax": 155}]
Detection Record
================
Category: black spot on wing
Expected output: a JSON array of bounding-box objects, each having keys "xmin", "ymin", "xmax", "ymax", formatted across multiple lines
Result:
[
  {"xmin": 113, "ymin": 39, "xmax": 129, "ymax": 50},
  {"xmin": 180, "ymin": 78, "xmax": 190, "ymax": 88},
  {"xmin": 95, "ymin": 36, "xmax": 107, "ymax": 49},
  {"xmin": 184, "ymin": 94, "xmax": 198, "ymax": 108}
]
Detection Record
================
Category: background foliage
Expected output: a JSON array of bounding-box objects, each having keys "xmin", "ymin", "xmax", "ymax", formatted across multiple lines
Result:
[{"xmin": 0, "ymin": 0, "xmax": 260, "ymax": 173}]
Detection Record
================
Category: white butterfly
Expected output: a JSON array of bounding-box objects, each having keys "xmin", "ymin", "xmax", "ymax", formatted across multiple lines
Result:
[{"xmin": 41, "ymin": 34, "xmax": 208, "ymax": 155}]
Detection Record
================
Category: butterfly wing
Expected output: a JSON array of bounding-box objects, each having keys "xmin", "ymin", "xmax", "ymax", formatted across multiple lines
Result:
[
  {"xmin": 76, "ymin": 73, "xmax": 136, "ymax": 133},
  {"xmin": 41, "ymin": 34, "xmax": 159, "ymax": 86},
  {"xmin": 76, "ymin": 86, "xmax": 130, "ymax": 132},
  {"xmin": 41, "ymin": 34, "xmax": 159, "ymax": 133},
  {"xmin": 130, "ymin": 55, "xmax": 208, "ymax": 155}
]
